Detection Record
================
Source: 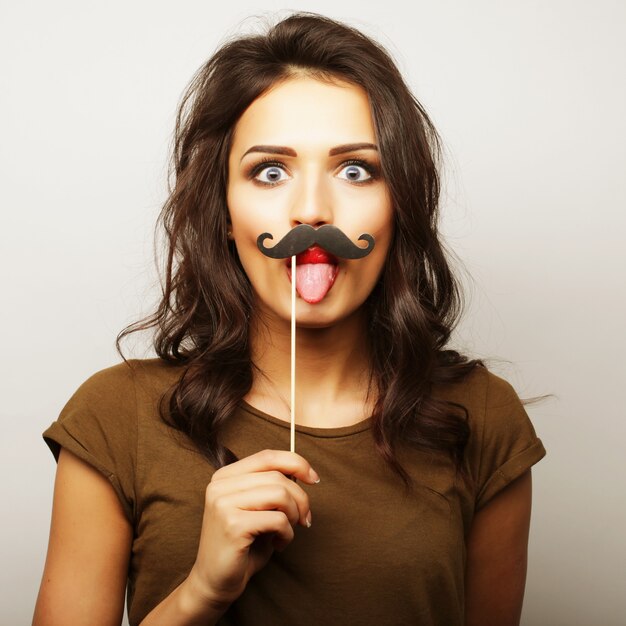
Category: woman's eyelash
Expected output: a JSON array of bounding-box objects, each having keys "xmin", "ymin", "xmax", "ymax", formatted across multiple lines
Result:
[
  {"xmin": 246, "ymin": 157, "xmax": 380, "ymax": 185},
  {"xmin": 247, "ymin": 157, "xmax": 285, "ymax": 181},
  {"xmin": 341, "ymin": 159, "xmax": 379, "ymax": 182}
]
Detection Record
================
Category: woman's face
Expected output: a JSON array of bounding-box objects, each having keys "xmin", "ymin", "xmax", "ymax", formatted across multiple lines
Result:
[{"xmin": 227, "ymin": 76, "xmax": 394, "ymax": 328}]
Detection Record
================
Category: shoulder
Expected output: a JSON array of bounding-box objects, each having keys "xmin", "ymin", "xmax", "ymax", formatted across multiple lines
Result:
[
  {"xmin": 433, "ymin": 364, "xmax": 520, "ymax": 415},
  {"xmin": 63, "ymin": 358, "xmax": 184, "ymax": 410},
  {"xmin": 435, "ymin": 363, "xmax": 540, "ymax": 448},
  {"xmin": 45, "ymin": 358, "xmax": 185, "ymax": 460},
  {"xmin": 436, "ymin": 364, "xmax": 546, "ymax": 510},
  {"xmin": 66, "ymin": 360, "xmax": 138, "ymax": 406},
  {"xmin": 43, "ymin": 358, "xmax": 188, "ymax": 519}
]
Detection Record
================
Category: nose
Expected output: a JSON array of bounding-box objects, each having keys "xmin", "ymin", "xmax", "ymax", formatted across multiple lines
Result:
[{"xmin": 289, "ymin": 169, "xmax": 333, "ymax": 228}]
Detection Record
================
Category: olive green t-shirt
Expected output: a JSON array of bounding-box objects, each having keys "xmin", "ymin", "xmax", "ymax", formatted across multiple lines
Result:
[{"xmin": 43, "ymin": 358, "xmax": 546, "ymax": 625}]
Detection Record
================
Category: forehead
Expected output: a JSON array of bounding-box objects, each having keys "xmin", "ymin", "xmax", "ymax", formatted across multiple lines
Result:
[{"xmin": 230, "ymin": 77, "xmax": 376, "ymax": 155}]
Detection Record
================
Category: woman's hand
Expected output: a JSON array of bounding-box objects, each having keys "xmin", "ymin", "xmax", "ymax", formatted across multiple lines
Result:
[{"xmin": 184, "ymin": 449, "xmax": 320, "ymax": 613}]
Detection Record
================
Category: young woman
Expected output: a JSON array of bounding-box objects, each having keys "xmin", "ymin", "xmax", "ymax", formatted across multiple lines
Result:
[{"xmin": 33, "ymin": 12, "xmax": 546, "ymax": 626}]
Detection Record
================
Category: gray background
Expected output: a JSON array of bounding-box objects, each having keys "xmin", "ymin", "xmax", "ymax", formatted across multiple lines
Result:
[{"xmin": 1, "ymin": 1, "xmax": 624, "ymax": 624}]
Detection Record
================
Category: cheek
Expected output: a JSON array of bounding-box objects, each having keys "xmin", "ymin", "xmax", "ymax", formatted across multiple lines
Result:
[
  {"xmin": 351, "ymin": 186, "xmax": 394, "ymax": 235},
  {"xmin": 227, "ymin": 177, "xmax": 254, "ymax": 227},
  {"xmin": 364, "ymin": 205, "xmax": 394, "ymax": 260},
  {"xmin": 366, "ymin": 216, "xmax": 394, "ymax": 281},
  {"xmin": 228, "ymin": 184, "xmax": 285, "ymax": 243},
  {"xmin": 367, "ymin": 244, "xmax": 391, "ymax": 285}
]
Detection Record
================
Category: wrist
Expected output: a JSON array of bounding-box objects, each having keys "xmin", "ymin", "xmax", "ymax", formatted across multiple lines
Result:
[
  {"xmin": 139, "ymin": 570, "xmax": 232, "ymax": 626},
  {"xmin": 180, "ymin": 567, "xmax": 232, "ymax": 618}
]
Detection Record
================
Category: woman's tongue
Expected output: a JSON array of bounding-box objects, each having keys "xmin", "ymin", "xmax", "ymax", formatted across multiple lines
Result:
[{"xmin": 294, "ymin": 263, "xmax": 336, "ymax": 304}]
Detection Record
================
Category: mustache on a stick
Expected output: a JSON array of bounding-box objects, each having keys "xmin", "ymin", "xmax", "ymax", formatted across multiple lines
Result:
[{"xmin": 257, "ymin": 224, "xmax": 375, "ymax": 259}]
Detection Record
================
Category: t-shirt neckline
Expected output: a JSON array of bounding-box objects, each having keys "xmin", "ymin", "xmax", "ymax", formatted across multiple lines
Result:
[{"xmin": 239, "ymin": 400, "xmax": 373, "ymax": 438}]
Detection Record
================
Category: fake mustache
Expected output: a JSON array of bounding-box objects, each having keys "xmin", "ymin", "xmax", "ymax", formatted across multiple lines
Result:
[{"xmin": 256, "ymin": 224, "xmax": 375, "ymax": 260}]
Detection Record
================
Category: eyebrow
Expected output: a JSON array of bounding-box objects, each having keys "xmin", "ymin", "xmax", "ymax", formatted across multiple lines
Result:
[{"xmin": 240, "ymin": 142, "xmax": 378, "ymax": 162}]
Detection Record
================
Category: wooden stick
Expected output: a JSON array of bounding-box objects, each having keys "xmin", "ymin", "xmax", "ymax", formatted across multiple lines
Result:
[{"xmin": 290, "ymin": 254, "xmax": 296, "ymax": 453}]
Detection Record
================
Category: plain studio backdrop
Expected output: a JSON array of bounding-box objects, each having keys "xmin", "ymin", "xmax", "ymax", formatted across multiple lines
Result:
[{"xmin": 1, "ymin": 1, "xmax": 624, "ymax": 624}]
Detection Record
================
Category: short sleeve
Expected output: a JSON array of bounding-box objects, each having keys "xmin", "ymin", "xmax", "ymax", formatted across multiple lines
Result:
[
  {"xmin": 472, "ymin": 372, "xmax": 546, "ymax": 510},
  {"xmin": 42, "ymin": 362, "xmax": 138, "ymax": 522}
]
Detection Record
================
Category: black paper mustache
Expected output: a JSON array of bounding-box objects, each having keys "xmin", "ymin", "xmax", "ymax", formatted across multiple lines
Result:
[{"xmin": 256, "ymin": 224, "xmax": 375, "ymax": 260}]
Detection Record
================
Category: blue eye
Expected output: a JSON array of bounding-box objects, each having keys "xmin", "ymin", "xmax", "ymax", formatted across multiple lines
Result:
[
  {"xmin": 251, "ymin": 161, "xmax": 289, "ymax": 186},
  {"xmin": 337, "ymin": 160, "xmax": 376, "ymax": 184}
]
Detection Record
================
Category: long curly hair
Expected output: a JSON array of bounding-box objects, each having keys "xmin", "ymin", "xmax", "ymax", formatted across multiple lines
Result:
[{"xmin": 118, "ymin": 11, "xmax": 481, "ymax": 487}]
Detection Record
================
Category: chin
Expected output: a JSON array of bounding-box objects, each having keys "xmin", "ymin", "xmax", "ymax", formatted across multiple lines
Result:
[{"xmin": 294, "ymin": 313, "xmax": 337, "ymax": 330}]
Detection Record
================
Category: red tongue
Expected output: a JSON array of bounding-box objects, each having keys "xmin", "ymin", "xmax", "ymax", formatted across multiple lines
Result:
[{"xmin": 295, "ymin": 263, "xmax": 336, "ymax": 303}]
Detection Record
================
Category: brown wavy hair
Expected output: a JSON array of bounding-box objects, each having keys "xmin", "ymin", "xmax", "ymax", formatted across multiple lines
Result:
[{"xmin": 118, "ymin": 11, "xmax": 481, "ymax": 486}]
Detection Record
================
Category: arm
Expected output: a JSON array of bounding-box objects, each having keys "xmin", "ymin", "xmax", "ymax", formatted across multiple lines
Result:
[
  {"xmin": 33, "ymin": 448, "xmax": 132, "ymax": 625},
  {"xmin": 464, "ymin": 469, "xmax": 533, "ymax": 626},
  {"xmin": 33, "ymin": 448, "xmax": 227, "ymax": 626}
]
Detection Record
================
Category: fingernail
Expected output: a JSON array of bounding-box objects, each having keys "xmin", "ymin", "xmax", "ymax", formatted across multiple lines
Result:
[
  {"xmin": 306, "ymin": 511, "xmax": 312, "ymax": 528},
  {"xmin": 309, "ymin": 468, "xmax": 321, "ymax": 483}
]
